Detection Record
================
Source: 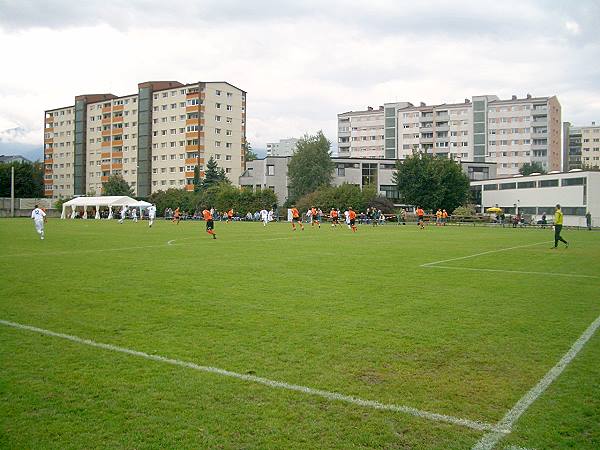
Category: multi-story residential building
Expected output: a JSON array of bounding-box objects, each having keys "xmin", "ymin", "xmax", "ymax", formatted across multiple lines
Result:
[
  {"xmin": 338, "ymin": 105, "xmax": 404, "ymax": 158},
  {"xmin": 239, "ymin": 156, "xmax": 495, "ymax": 206},
  {"xmin": 266, "ymin": 138, "xmax": 299, "ymax": 157},
  {"xmin": 563, "ymin": 122, "xmax": 600, "ymax": 171},
  {"xmin": 341, "ymin": 94, "xmax": 561, "ymax": 176},
  {"xmin": 44, "ymin": 80, "xmax": 246, "ymax": 199}
]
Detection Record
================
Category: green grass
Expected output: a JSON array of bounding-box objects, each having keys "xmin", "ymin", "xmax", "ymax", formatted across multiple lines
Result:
[{"xmin": 1, "ymin": 218, "xmax": 599, "ymax": 449}]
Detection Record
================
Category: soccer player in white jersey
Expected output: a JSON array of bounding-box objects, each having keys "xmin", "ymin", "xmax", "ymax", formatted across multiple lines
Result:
[
  {"xmin": 147, "ymin": 204, "xmax": 157, "ymax": 227},
  {"xmin": 344, "ymin": 209, "xmax": 351, "ymax": 229},
  {"xmin": 118, "ymin": 205, "xmax": 128, "ymax": 224},
  {"xmin": 31, "ymin": 205, "xmax": 46, "ymax": 240},
  {"xmin": 267, "ymin": 209, "xmax": 274, "ymax": 223},
  {"xmin": 260, "ymin": 208, "xmax": 269, "ymax": 226},
  {"xmin": 131, "ymin": 208, "xmax": 138, "ymax": 223}
]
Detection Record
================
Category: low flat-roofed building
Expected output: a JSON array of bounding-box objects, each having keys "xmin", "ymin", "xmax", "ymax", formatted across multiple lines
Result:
[
  {"xmin": 470, "ymin": 170, "xmax": 599, "ymax": 227},
  {"xmin": 240, "ymin": 156, "xmax": 496, "ymax": 206}
]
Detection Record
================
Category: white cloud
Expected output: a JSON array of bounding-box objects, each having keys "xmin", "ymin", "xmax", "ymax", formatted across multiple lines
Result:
[
  {"xmin": 565, "ymin": 20, "xmax": 581, "ymax": 35},
  {"xmin": 0, "ymin": 0, "xmax": 599, "ymax": 152}
]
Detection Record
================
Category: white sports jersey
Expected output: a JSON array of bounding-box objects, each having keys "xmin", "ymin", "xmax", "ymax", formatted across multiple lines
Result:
[
  {"xmin": 260, "ymin": 209, "xmax": 268, "ymax": 220},
  {"xmin": 148, "ymin": 206, "xmax": 156, "ymax": 217},
  {"xmin": 121, "ymin": 207, "xmax": 127, "ymax": 217},
  {"xmin": 267, "ymin": 211, "xmax": 274, "ymax": 221},
  {"xmin": 131, "ymin": 209, "xmax": 137, "ymax": 217},
  {"xmin": 31, "ymin": 208, "xmax": 46, "ymax": 222}
]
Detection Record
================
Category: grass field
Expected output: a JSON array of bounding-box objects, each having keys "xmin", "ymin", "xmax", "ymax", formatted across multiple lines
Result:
[{"xmin": 1, "ymin": 218, "xmax": 599, "ymax": 449}]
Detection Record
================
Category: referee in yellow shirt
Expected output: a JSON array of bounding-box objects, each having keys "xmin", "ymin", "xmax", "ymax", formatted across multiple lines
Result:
[{"xmin": 552, "ymin": 204, "xmax": 569, "ymax": 249}]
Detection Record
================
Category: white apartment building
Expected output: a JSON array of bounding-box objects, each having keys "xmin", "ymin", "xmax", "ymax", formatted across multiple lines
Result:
[
  {"xmin": 339, "ymin": 94, "xmax": 561, "ymax": 177},
  {"xmin": 563, "ymin": 122, "xmax": 600, "ymax": 171},
  {"xmin": 337, "ymin": 106, "xmax": 389, "ymax": 158},
  {"xmin": 44, "ymin": 80, "xmax": 246, "ymax": 199},
  {"xmin": 266, "ymin": 138, "xmax": 299, "ymax": 157}
]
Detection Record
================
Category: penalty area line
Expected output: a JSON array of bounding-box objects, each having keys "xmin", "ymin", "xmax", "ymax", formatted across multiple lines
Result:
[
  {"xmin": 0, "ymin": 319, "xmax": 502, "ymax": 434},
  {"xmin": 472, "ymin": 313, "xmax": 600, "ymax": 450},
  {"xmin": 421, "ymin": 241, "xmax": 551, "ymax": 267},
  {"xmin": 423, "ymin": 265, "xmax": 600, "ymax": 279}
]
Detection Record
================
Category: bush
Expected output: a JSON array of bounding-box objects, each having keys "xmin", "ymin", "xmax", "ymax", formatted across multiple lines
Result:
[
  {"xmin": 452, "ymin": 204, "xmax": 477, "ymax": 217},
  {"xmin": 295, "ymin": 183, "xmax": 378, "ymax": 212}
]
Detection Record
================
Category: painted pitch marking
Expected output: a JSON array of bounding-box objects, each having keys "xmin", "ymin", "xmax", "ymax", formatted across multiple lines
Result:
[
  {"xmin": 472, "ymin": 313, "xmax": 600, "ymax": 449},
  {"xmin": 421, "ymin": 241, "xmax": 551, "ymax": 267},
  {"xmin": 424, "ymin": 265, "xmax": 600, "ymax": 279},
  {"xmin": 0, "ymin": 319, "xmax": 502, "ymax": 434}
]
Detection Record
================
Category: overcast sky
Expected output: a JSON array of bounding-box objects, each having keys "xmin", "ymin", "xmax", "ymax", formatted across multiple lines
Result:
[{"xmin": 0, "ymin": 0, "xmax": 599, "ymax": 159}]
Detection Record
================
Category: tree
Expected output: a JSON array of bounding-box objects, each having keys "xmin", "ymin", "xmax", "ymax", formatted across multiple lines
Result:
[
  {"xmin": 193, "ymin": 165, "xmax": 202, "ymax": 193},
  {"xmin": 201, "ymin": 157, "xmax": 229, "ymax": 190},
  {"xmin": 519, "ymin": 162, "xmax": 546, "ymax": 176},
  {"xmin": 102, "ymin": 175, "xmax": 134, "ymax": 196},
  {"xmin": 287, "ymin": 131, "xmax": 334, "ymax": 202},
  {"xmin": 295, "ymin": 183, "xmax": 377, "ymax": 212},
  {"xmin": 0, "ymin": 161, "xmax": 44, "ymax": 198},
  {"xmin": 244, "ymin": 141, "xmax": 257, "ymax": 162},
  {"xmin": 392, "ymin": 153, "xmax": 470, "ymax": 211}
]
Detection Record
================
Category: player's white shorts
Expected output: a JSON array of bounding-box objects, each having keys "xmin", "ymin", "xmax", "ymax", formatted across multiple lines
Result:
[{"xmin": 34, "ymin": 220, "xmax": 44, "ymax": 233}]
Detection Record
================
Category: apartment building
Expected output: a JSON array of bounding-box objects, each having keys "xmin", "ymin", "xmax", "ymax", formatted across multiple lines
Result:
[
  {"xmin": 266, "ymin": 138, "xmax": 299, "ymax": 157},
  {"xmin": 340, "ymin": 94, "xmax": 561, "ymax": 176},
  {"xmin": 563, "ymin": 122, "xmax": 600, "ymax": 171},
  {"xmin": 337, "ymin": 106, "xmax": 393, "ymax": 158},
  {"xmin": 44, "ymin": 80, "xmax": 246, "ymax": 199}
]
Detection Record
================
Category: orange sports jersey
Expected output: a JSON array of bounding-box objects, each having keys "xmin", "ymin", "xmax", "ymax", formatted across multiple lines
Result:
[
  {"xmin": 442, "ymin": 211, "xmax": 448, "ymax": 218},
  {"xmin": 331, "ymin": 210, "xmax": 338, "ymax": 218},
  {"xmin": 311, "ymin": 208, "xmax": 317, "ymax": 215},
  {"xmin": 349, "ymin": 210, "xmax": 356, "ymax": 220},
  {"xmin": 202, "ymin": 209, "xmax": 212, "ymax": 220},
  {"xmin": 291, "ymin": 208, "xmax": 300, "ymax": 218},
  {"xmin": 416, "ymin": 208, "xmax": 424, "ymax": 216},
  {"xmin": 436, "ymin": 211, "xmax": 442, "ymax": 218}
]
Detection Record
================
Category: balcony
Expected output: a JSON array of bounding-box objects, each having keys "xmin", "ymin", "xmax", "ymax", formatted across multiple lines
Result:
[
  {"xmin": 102, "ymin": 118, "xmax": 111, "ymax": 125},
  {"xmin": 111, "ymin": 151, "xmax": 123, "ymax": 158},
  {"xmin": 185, "ymin": 171, "xmax": 195, "ymax": 178},
  {"xmin": 112, "ymin": 105, "xmax": 124, "ymax": 112},
  {"xmin": 101, "ymin": 176, "xmax": 109, "ymax": 182}
]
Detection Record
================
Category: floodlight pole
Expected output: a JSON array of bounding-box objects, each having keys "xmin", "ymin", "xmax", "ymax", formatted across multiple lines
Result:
[{"xmin": 10, "ymin": 166, "xmax": 15, "ymax": 217}]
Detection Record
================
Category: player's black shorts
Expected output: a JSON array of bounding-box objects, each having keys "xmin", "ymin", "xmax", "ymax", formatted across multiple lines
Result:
[
  {"xmin": 418, "ymin": 215, "xmax": 424, "ymax": 222},
  {"xmin": 332, "ymin": 217, "xmax": 338, "ymax": 223},
  {"xmin": 206, "ymin": 219, "xmax": 214, "ymax": 230},
  {"xmin": 293, "ymin": 217, "xmax": 301, "ymax": 222},
  {"xmin": 349, "ymin": 219, "xmax": 355, "ymax": 226}
]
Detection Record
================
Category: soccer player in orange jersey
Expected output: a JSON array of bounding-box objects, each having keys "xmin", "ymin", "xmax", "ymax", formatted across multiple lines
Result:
[
  {"xmin": 442, "ymin": 209, "xmax": 448, "ymax": 226},
  {"xmin": 202, "ymin": 208, "xmax": 217, "ymax": 239},
  {"xmin": 310, "ymin": 207, "xmax": 319, "ymax": 227},
  {"xmin": 416, "ymin": 206, "xmax": 425, "ymax": 229},
  {"xmin": 173, "ymin": 207, "xmax": 181, "ymax": 224},
  {"xmin": 291, "ymin": 206, "xmax": 304, "ymax": 231},
  {"xmin": 348, "ymin": 207, "xmax": 357, "ymax": 232},
  {"xmin": 330, "ymin": 208, "xmax": 339, "ymax": 227}
]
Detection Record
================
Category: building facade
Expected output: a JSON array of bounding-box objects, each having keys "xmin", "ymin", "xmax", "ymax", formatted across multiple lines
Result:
[
  {"xmin": 563, "ymin": 122, "xmax": 600, "ymax": 171},
  {"xmin": 340, "ymin": 94, "xmax": 561, "ymax": 177},
  {"xmin": 266, "ymin": 138, "xmax": 299, "ymax": 157},
  {"xmin": 44, "ymin": 80, "xmax": 246, "ymax": 199},
  {"xmin": 470, "ymin": 170, "xmax": 599, "ymax": 227},
  {"xmin": 240, "ymin": 156, "xmax": 496, "ymax": 206}
]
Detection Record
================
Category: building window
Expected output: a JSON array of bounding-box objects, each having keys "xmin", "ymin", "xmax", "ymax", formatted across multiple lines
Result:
[{"xmin": 267, "ymin": 165, "xmax": 275, "ymax": 176}]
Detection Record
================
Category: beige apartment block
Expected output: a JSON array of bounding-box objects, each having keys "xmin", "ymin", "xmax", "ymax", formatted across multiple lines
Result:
[
  {"xmin": 341, "ymin": 94, "xmax": 561, "ymax": 176},
  {"xmin": 43, "ymin": 106, "xmax": 76, "ymax": 198},
  {"xmin": 564, "ymin": 122, "xmax": 600, "ymax": 170},
  {"xmin": 337, "ymin": 106, "xmax": 385, "ymax": 158},
  {"xmin": 43, "ymin": 80, "xmax": 246, "ymax": 199}
]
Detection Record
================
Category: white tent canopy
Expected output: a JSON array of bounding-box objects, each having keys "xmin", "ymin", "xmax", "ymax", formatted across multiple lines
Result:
[{"xmin": 61, "ymin": 196, "xmax": 149, "ymax": 219}]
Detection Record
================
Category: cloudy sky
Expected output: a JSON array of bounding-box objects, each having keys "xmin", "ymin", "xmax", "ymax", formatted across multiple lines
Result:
[{"xmin": 0, "ymin": 0, "xmax": 599, "ymax": 160}]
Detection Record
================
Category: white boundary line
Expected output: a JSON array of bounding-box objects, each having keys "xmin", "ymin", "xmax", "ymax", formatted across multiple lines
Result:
[
  {"xmin": 472, "ymin": 313, "xmax": 600, "ymax": 449},
  {"xmin": 420, "ymin": 240, "xmax": 600, "ymax": 279},
  {"xmin": 424, "ymin": 265, "xmax": 600, "ymax": 279},
  {"xmin": 421, "ymin": 241, "xmax": 551, "ymax": 267},
  {"xmin": 0, "ymin": 319, "xmax": 502, "ymax": 434}
]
